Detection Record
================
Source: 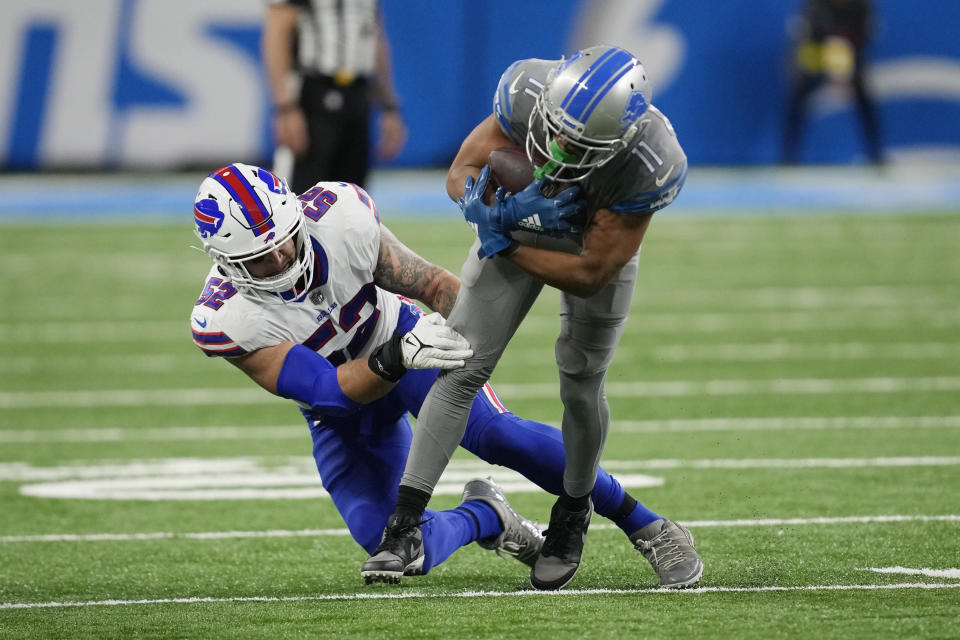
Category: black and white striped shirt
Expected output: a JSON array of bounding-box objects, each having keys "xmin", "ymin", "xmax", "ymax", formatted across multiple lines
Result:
[{"xmin": 273, "ymin": 0, "xmax": 379, "ymax": 78}]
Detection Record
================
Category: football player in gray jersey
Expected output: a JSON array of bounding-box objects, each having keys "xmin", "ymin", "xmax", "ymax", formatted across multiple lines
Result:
[{"xmin": 365, "ymin": 45, "xmax": 702, "ymax": 591}]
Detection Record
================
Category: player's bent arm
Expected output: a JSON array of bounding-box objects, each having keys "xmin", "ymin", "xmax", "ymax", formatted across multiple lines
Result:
[
  {"xmin": 228, "ymin": 341, "xmax": 395, "ymax": 411},
  {"xmin": 446, "ymin": 115, "xmax": 514, "ymax": 201},
  {"xmin": 374, "ymin": 225, "xmax": 460, "ymax": 317},
  {"xmin": 506, "ymin": 209, "xmax": 653, "ymax": 298}
]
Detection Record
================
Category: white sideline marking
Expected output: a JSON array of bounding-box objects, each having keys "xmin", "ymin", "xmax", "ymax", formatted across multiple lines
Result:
[
  {"xmin": 3, "ymin": 583, "xmax": 959, "ymax": 610},
  {"xmin": 0, "ymin": 457, "xmax": 657, "ymax": 501},
  {"xmin": 599, "ymin": 456, "xmax": 960, "ymax": 471},
  {"xmin": 2, "ymin": 514, "xmax": 958, "ymax": 544},
  {"xmin": 3, "ymin": 306, "xmax": 958, "ymax": 344},
  {"xmin": 864, "ymin": 567, "xmax": 960, "ymax": 579},
  {"xmin": 3, "ymin": 376, "xmax": 960, "ymax": 409},
  {"xmin": 0, "ymin": 425, "xmax": 307, "ymax": 443},
  {"xmin": 3, "ymin": 456, "xmax": 957, "ymax": 501},
  {"xmin": 519, "ymin": 309, "xmax": 960, "ymax": 334},
  {"xmin": 651, "ymin": 342, "xmax": 960, "ymax": 362},
  {"xmin": 612, "ymin": 415, "xmax": 960, "ymax": 434},
  {"xmin": 3, "ymin": 415, "xmax": 959, "ymax": 443},
  {"xmin": 2, "ymin": 355, "xmax": 179, "ymax": 374}
]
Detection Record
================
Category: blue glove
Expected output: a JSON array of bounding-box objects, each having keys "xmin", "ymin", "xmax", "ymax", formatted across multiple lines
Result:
[
  {"xmin": 496, "ymin": 179, "xmax": 585, "ymax": 236},
  {"xmin": 458, "ymin": 165, "xmax": 517, "ymax": 259}
]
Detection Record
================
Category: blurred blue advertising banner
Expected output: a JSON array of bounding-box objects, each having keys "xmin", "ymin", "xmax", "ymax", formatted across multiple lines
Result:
[{"xmin": 2, "ymin": 0, "xmax": 959, "ymax": 169}]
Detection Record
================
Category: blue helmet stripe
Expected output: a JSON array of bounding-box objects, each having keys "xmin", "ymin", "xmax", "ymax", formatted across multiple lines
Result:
[
  {"xmin": 211, "ymin": 164, "xmax": 274, "ymax": 234},
  {"xmin": 561, "ymin": 48, "xmax": 636, "ymax": 124},
  {"xmin": 578, "ymin": 61, "xmax": 636, "ymax": 123},
  {"xmin": 560, "ymin": 47, "xmax": 619, "ymax": 111},
  {"xmin": 227, "ymin": 163, "xmax": 271, "ymax": 229}
]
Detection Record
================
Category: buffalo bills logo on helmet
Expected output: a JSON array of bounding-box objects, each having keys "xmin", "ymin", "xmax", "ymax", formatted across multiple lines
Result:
[
  {"xmin": 194, "ymin": 199, "xmax": 225, "ymax": 238},
  {"xmin": 257, "ymin": 167, "xmax": 287, "ymax": 195},
  {"xmin": 620, "ymin": 90, "xmax": 648, "ymax": 132},
  {"xmin": 262, "ymin": 231, "xmax": 276, "ymax": 245}
]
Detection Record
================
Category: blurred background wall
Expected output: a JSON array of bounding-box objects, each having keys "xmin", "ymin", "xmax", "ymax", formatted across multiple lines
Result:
[{"xmin": 3, "ymin": 0, "xmax": 960, "ymax": 171}]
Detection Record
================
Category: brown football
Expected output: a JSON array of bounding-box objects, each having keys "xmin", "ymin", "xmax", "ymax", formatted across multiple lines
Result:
[{"xmin": 485, "ymin": 145, "xmax": 535, "ymax": 203}]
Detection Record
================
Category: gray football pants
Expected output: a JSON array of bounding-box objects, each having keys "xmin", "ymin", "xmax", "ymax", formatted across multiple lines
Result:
[{"xmin": 400, "ymin": 237, "xmax": 640, "ymax": 499}]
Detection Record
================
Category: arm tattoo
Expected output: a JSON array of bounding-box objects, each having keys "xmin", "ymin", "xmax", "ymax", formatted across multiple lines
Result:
[{"xmin": 374, "ymin": 226, "xmax": 460, "ymax": 317}]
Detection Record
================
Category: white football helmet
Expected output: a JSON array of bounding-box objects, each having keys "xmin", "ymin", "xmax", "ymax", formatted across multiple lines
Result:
[
  {"xmin": 193, "ymin": 163, "xmax": 314, "ymax": 301},
  {"xmin": 527, "ymin": 45, "xmax": 651, "ymax": 183}
]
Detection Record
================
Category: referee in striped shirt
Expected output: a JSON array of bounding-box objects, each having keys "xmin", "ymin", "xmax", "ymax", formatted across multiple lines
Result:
[{"xmin": 264, "ymin": 0, "xmax": 407, "ymax": 192}]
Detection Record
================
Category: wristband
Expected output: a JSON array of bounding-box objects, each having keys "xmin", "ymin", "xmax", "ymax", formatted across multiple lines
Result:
[{"xmin": 367, "ymin": 333, "xmax": 406, "ymax": 382}]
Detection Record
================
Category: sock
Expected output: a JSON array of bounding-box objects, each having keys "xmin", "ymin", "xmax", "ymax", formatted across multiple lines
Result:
[
  {"xmin": 395, "ymin": 484, "xmax": 431, "ymax": 520},
  {"xmin": 614, "ymin": 493, "xmax": 662, "ymax": 535},
  {"xmin": 456, "ymin": 501, "xmax": 503, "ymax": 540},
  {"xmin": 459, "ymin": 412, "xmax": 660, "ymax": 539},
  {"xmin": 419, "ymin": 506, "xmax": 493, "ymax": 573},
  {"xmin": 557, "ymin": 490, "xmax": 590, "ymax": 512}
]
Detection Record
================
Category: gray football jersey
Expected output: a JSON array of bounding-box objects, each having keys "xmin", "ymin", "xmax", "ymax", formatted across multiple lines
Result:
[{"xmin": 493, "ymin": 58, "xmax": 687, "ymax": 219}]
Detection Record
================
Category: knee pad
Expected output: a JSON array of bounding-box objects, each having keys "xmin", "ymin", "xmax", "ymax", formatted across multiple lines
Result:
[
  {"xmin": 434, "ymin": 354, "xmax": 497, "ymax": 405},
  {"xmin": 558, "ymin": 369, "xmax": 607, "ymax": 415},
  {"xmin": 555, "ymin": 330, "xmax": 620, "ymax": 377}
]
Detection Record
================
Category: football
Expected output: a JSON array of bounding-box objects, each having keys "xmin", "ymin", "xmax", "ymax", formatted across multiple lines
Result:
[{"xmin": 485, "ymin": 145, "xmax": 534, "ymax": 202}]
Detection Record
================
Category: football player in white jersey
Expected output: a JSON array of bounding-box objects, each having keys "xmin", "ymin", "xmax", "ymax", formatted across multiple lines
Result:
[
  {"xmin": 370, "ymin": 46, "xmax": 703, "ymax": 591},
  {"xmin": 191, "ymin": 163, "xmax": 688, "ymax": 585}
]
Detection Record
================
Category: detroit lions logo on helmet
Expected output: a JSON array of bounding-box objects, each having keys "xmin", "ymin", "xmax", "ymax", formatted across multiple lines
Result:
[
  {"xmin": 194, "ymin": 198, "xmax": 225, "ymax": 238},
  {"xmin": 620, "ymin": 90, "xmax": 649, "ymax": 132}
]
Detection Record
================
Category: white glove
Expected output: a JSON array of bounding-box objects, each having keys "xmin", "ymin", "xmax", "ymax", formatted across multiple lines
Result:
[{"xmin": 400, "ymin": 313, "xmax": 473, "ymax": 370}]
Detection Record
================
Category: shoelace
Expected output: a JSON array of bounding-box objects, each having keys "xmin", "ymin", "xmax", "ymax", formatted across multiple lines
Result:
[
  {"xmin": 634, "ymin": 527, "xmax": 689, "ymax": 570},
  {"xmin": 378, "ymin": 518, "xmax": 431, "ymax": 553},
  {"xmin": 541, "ymin": 510, "xmax": 588, "ymax": 560},
  {"xmin": 497, "ymin": 519, "xmax": 541, "ymax": 560}
]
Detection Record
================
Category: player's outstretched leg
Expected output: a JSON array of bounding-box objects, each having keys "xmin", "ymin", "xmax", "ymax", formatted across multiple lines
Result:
[
  {"xmin": 630, "ymin": 519, "xmax": 703, "ymax": 588},
  {"xmin": 530, "ymin": 495, "xmax": 593, "ymax": 591},
  {"xmin": 360, "ymin": 514, "xmax": 426, "ymax": 584},
  {"xmin": 461, "ymin": 476, "xmax": 544, "ymax": 567}
]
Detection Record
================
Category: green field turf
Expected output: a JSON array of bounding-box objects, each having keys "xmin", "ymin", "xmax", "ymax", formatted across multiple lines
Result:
[{"xmin": 1, "ymin": 212, "xmax": 959, "ymax": 638}]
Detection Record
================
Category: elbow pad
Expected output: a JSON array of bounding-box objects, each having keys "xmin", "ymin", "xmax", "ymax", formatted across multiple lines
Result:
[{"xmin": 276, "ymin": 344, "xmax": 362, "ymax": 417}]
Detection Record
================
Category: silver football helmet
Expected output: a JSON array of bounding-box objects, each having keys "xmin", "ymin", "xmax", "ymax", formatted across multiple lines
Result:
[
  {"xmin": 527, "ymin": 45, "xmax": 651, "ymax": 183},
  {"xmin": 193, "ymin": 163, "xmax": 314, "ymax": 301}
]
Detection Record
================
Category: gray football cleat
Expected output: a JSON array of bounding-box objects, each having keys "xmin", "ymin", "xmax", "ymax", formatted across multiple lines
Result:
[
  {"xmin": 630, "ymin": 519, "xmax": 704, "ymax": 588},
  {"xmin": 360, "ymin": 513, "xmax": 425, "ymax": 585},
  {"xmin": 461, "ymin": 476, "xmax": 544, "ymax": 567},
  {"xmin": 530, "ymin": 497, "xmax": 593, "ymax": 590}
]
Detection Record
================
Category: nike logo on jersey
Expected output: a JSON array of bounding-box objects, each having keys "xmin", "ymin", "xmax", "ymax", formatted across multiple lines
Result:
[
  {"xmin": 193, "ymin": 317, "xmax": 207, "ymax": 328},
  {"xmin": 509, "ymin": 75, "xmax": 523, "ymax": 95},
  {"xmin": 655, "ymin": 165, "xmax": 675, "ymax": 187}
]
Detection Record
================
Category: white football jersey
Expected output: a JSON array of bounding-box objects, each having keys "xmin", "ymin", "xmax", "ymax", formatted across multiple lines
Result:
[{"xmin": 189, "ymin": 181, "xmax": 402, "ymax": 366}]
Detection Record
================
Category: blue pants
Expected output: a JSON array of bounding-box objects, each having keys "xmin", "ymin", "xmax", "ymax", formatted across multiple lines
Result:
[{"xmin": 307, "ymin": 367, "xmax": 641, "ymax": 573}]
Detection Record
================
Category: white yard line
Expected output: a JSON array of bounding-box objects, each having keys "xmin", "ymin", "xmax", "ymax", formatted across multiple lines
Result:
[
  {"xmin": 864, "ymin": 567, "xmax": 960, "ymax": 579},
  {"xmin": 2, "ymin": 582, "xmax": 959, "ymax": 610},
  {"xmin": 3, "ymin": 455, "xmax": 958, "ymax": 484},
  {"xmin": 599, "ymin": 456, "xmax": 960, "ymax": 470},
  {"xmin": 2, "ymin": 514, "xmax": 957, "ymax": 544},
  {"xmin": 4, "ymin": 376, "xmax": 960, "ymax": 409},
  {"xmin": 5, "ymin": 454, "xmax": 956, "ymax": 501},
  {"xmin": 650, "ymin": 342, "xmax": 960, "ymax": 362},
  {"xmin": 2, "ymin": 415, "xmax": 959, "ymax": 443},
  {"xmin": 612, "ymin": 415, "xmax": 960, "ymax": 433},
  {"xmin": 0, "ymin": 425, "xmax": 307, "ymax": 443},
  {"xmin": 2, "ymin": 306, "xmax": 958, "ymax": 344}
]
